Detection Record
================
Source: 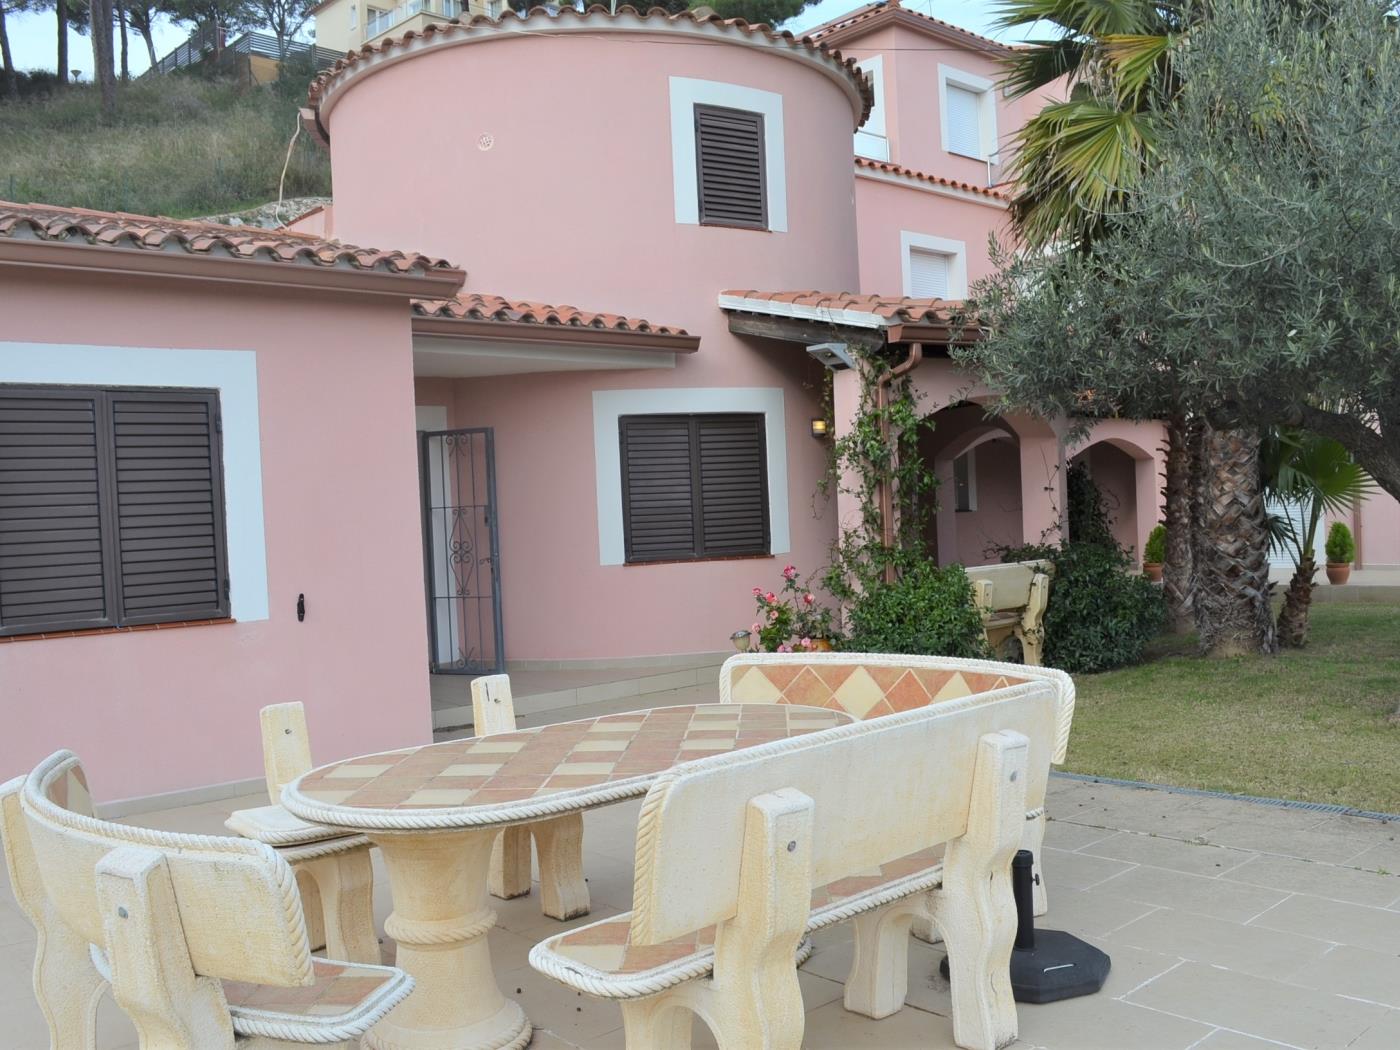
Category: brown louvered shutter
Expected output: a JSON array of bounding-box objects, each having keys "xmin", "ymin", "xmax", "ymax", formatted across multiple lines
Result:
[
  {"xmin": 108, "ymin": 391, "xmax": 229, "ymax": 625},
  {"xmin": 694, "ymin": 104, "xmax": 768, "ymax": 230},
  {"xmin": 621, "ymin": 416, "xmax": 696, "ymax": 562},
  {"xmin": 620, "ymin": 414, "xmax": 769, "ymax": 563},
  {"xmin": 697, "ymin": 415, "xmax": 769, "ymax": 556},
  {"xmin": 0, "ymin": 390, "xmax": 116, "ymax": 634}
]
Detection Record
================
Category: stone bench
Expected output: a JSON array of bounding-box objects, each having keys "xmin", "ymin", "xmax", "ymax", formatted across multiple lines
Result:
[
  {"xmin": 6, "ymin": 751, "xmax": 415, "ymax": 1048},
  {"xmin": 966, "ymin": 560, "xmax": 1056, "ymax": 666},
  {"xmin": 720, "ymin": 653, "xmax": 1075, "ymax": 916},
  {"xmin": 530, "ymin": 673, "xmax": 1062, "ymax": 1050}
]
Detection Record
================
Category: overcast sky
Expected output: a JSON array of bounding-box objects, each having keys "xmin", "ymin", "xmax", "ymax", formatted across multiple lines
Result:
[{"xmin": 6, "ymin": 0, "xmax": 1028, "ymax": 80}]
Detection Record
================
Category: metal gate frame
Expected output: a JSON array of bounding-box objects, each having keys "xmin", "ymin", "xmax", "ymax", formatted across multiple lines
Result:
[{"xmin": 419, "ymin": 427, "xmax": 505, "ymax": 675}]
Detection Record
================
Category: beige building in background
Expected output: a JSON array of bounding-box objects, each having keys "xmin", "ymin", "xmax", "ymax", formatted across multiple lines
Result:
[{"xmin": 310, "ymin": 0, "xmax": 506, "ymax": 52}]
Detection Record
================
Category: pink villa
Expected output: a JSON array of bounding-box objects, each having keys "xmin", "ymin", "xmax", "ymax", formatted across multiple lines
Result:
[{"xmin": 1, "ymin": 1, "xmax": 1396, "ymax": 806}]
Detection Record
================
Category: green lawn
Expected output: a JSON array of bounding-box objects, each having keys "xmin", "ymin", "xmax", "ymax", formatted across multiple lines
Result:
[{"xmin": 1063, "ymin": 603, "xmax": 1400, "ymax": 814}]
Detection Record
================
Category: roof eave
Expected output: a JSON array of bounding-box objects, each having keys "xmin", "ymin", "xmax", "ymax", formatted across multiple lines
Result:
[
  {"xmin": 411, "ymin": 315, "xmax": 700, "ymax": 353},
  {"xmin": 0, "ymin": 237, "xmax": 466, "ymax": 298},
  {"xmin": 815, "ymin": 6, "xmax": 1011, "ymax": 55}
]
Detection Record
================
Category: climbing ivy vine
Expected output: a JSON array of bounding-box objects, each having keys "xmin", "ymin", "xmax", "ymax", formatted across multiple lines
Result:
[{"xmin": 819, "ymin": 349, "xmax": 939, "ymax": 602}]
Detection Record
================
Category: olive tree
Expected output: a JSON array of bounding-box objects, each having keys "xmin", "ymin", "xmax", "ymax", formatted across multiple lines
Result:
[{"xmin": 960, "ymin": 0, "xmax": 1400, "ymax": 649}]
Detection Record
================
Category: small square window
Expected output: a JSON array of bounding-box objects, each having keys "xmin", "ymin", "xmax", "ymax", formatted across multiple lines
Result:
[{"xmin": 939, "ymin": 65, "xmax": 997, "ymax": 161}]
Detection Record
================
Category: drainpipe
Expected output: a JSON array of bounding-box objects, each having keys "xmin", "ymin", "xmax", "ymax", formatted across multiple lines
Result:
[{"xmin": 875, "ymin": 343, "xmax": 924, "ymax": 584}]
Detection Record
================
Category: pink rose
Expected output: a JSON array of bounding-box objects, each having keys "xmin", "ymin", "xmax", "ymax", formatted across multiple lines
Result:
[
  {"xmin": 768, "ymin": 610, "xmax": 780, "ymax": 623},
  {"xmin": 752, "ymin": 586, "xmax": 762, "ymax": 596},
  {"xmin": 800, "ymin": 637, "xmax": 812, "ymax": 649},
  {"xmin": 765, "ymin": 592, "xmax": 776, "ymax": 603},
  {"xmin": 777, "ymin": 643, "xmax": 793, "ymax": 653},
  {"xmin": 783, "ymin": 564, "xmax": 798, "ymax": 579},
  {"xmin": 803, "ymin": 593, "xmax": 815, "ymax": 604},
  {"xmin": 751, "ymin": 622, "xmax": 762, "ymax": 634}
]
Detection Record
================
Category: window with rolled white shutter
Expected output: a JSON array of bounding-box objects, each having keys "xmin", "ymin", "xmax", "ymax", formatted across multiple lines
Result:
[
  {"xmin": 944, "ymin": 83, "xmax": 984, "ymax": 158},
  {"xmin": 907, "ymin": 248, "xmax": 951, "ymax": 299}
]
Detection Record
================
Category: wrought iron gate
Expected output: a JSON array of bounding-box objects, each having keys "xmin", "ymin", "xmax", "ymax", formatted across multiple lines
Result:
[{"xmin": 420, "ymin": 428, "xmax": 504, "ymax": 674}]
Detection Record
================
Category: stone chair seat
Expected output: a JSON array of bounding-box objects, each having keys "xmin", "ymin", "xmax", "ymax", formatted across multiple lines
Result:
[
  {"xmin": 89, "ymin": 946, "xmax": 414, "ymax": 1045},
  {"xmin": 225, "ymin": 804, "xmax": 369, "ymax": 851},
  {"xmin": 531, "ymin": 844, "xmax": 946, "ymax": 1000}
]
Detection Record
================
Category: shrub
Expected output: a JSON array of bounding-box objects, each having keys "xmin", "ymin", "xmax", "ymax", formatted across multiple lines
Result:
[
  {"xmin": 999, "ymin": 540, "xmax": 1165, "ymax": 673},
  {"xmin": 1325, "ymin": 521, "xmax": 1356, "ymax": 564},
  {"xmin": 846, "ymin": 563, "xmax": 989, "ymax": 658},
  {"xmin": 1143, "ymin": 524, "xmax": 1167, "ymax": 565}
]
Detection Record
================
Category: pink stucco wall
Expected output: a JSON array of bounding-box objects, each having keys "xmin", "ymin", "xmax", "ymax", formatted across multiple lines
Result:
[
  {"xmin": 1357, "ymin": 493, "xmax": 1400, "ymax": 567},
  {"xmin": 1, "ymin": 270, "xmax": 431, "ymax": 802},
  {"xmin": 325, "ymin": 28, "xmax": 860, "ymax": 660},
  {"xmin": 854, "ymin": 174, "xmax": 1009, "ymax": 294}
]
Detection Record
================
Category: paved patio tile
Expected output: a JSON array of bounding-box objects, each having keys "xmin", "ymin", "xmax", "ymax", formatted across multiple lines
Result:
[
  {"xmin": 1347, "ymin": 1009, "xmax": 1400, "ymax": 1050},
  {"xmin": 1035, "ymin": 884, "xmax": 1161, "ymax": 939},
  {"xmin": 1077, "ymin": 831, "xmax": 1253, "ymax": 878},
  {"xmin": 1280, "ymin": 944, "xmax": 1400, "ymax": 1010},
  {"xmin": 1192, "ymin": 1030, "xmax": 1300, "ymax": 1049},
  {"xmin": 1248, "ymin": 892, "xmax": 1400, "ymax": 956},
  {"xmin": 0, "ymin": 900, "xmax": 32, "ymax": 947},
  {"xmin": 1219, "ymin": 853, "xmax": 1400, "ymax": 908},
  {"xmin": 1203, "ymin": 820, "xmax": 1382, "ymax": 864},
  {"xmin": 1108, "ymin": 905, "xmax": 1331, "ymax": 980},
  {"xmin": 1018, "ymin": 994, "xmax": 1214, "ymax": 1050},
  {"xmin": 1042, "ymin": 817, "xmax": 1118, "ymax": 851},
  {"xmin": 1123, "ymin": 961, "xmax": 1389, "ymax": 1048},
  {"xmin": 1091, "ymin": 863, "xmax": 1291, "ymax": 923},
  {"xmin": 1039, "ymin": 845, "xmax": 1137, "ymax": 890}
]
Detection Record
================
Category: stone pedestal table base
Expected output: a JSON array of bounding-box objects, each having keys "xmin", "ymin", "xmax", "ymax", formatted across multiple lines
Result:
[{"xmin": 366, "ymin": 829, "xmax": 531, "ymax": 1050}]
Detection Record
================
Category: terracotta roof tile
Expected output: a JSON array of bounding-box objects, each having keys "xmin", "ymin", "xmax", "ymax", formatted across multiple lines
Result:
[
  {"xmin": 307, "ymin": 5, "xmax": 874, "ymax": 129},
  {"xmin": 855, "ymin": 157, "xmax": 1008, "ymax": 201},
  {"xmin": 0, "ymin": 200, "xmax": 460, "ymax": 278},
  {"xmin": 718, "ymin": 289, "xmax": 961, "ymax": 328},
  {"xmin": 809, "ymin": 0, "xmax": 1011, "ymax": 52},
  {"xmin": 413, "ymin": 293, "xmax": 696, "ymax": 339}
]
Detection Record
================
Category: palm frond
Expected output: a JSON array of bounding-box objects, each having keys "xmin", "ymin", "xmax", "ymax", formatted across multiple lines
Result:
[
  {"xmin": 1101, "ymin": 32, "xmax": 1179, "ymax": 103},
  {"xmin": 1002, "ymin": 37, "xmax": 1090, "ymax": 97}
]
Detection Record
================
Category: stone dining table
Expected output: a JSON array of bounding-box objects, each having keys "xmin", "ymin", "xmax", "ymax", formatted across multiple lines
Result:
[{"xmin": 282, "ymin": 702, "xmax": 853, "ymax": 1050}]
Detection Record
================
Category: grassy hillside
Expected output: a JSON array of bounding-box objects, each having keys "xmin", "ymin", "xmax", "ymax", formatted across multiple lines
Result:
[{"xmin": 0, "ymin": 73, "xmax": 331, "ymax": 219}]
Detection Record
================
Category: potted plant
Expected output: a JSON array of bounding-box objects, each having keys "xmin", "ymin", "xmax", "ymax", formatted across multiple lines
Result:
[
  {"xmin": 1325, "ymin": 521, "xmax": 1356, "ymax": 584},
  {"xmin": 748, "ymin": 566, "xmax": 841, "ymax": 652},
  {"xmin": 1142, "ymin": 524, "xmax": 1166, "ymax": 583}
]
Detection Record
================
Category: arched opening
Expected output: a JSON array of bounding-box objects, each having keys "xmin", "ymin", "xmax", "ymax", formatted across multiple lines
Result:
[
  {"xmin": 916, "ymin": 403, "xmax": 1024, "ymax": 566},
  {"xmin": 1067, "ymin": 436, "xmax": 1158, "ymax": 562}
]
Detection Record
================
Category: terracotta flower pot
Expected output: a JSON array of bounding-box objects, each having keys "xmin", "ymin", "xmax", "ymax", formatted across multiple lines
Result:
[
  {"xmin": 1326, "ymin": 563, "xmax": 1352, "ymax": 585},
  {"xmin": 1143, "ymin": 563, "xmax": 1163, "ymax": 583},
  {"xmin": 812, "ymin": 638, "xmax": 834, "ymax": 652}
]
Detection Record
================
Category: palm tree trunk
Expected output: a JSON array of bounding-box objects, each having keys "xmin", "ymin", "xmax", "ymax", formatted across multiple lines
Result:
[
  {"xmin": 1163, "ymin": 414, "xmax": 1195, "ymax": 633},
  {"xmin": 56, "ymin": 0, "xmax": 68, "ymax": 86},
  {"xmin": 1276, "ymin": 554, "xmax": 1315, "ymax": 648},
  {"xmin": 1192, "ymin": 424, "xmax": 1277, "ymax": 657}
]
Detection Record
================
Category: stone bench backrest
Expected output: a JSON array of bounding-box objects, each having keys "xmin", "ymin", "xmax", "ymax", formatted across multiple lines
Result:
[
  {"xmin": 965, "ymin": 560, "xmax": 1054, "ymax": 613},
  {"xmin": 21, "ymin": 749, "xmax": 316, "ymax": 989},
  {"xmin": 628, "ymin": 681, "xmax": 1058, "ymax": 946},
  {"xmin": 718, "ymin": 653, "xmax": 1074, "ymax": 764}
]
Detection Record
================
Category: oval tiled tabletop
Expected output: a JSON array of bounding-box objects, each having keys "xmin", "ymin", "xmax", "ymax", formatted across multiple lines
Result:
[{"xmin": 284, "ymin": 703, "xmax": 854, "ymax": 832}]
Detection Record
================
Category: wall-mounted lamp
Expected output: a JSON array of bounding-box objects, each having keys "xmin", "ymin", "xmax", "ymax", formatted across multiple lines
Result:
[
  {"xmin": 810, "ymin": 418, "xmax": 830, "ymax": 439},
  {"xmin": 730, "ymin": 629, "xmax": 753, "ymax": 653}
]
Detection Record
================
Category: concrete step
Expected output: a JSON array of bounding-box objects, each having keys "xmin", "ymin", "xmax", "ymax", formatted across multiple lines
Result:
[{"xmin": 429, "ymin": 656, "xmax": 727, "ymax": 732}]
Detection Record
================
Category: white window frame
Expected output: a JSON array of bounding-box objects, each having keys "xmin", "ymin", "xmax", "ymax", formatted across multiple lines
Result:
[
  {"xmin": 953, "ymin": 447, "xmax": 978, "ymax": 512},
  {"xmin": 592, "ymin": 387, "xmax": 790, "ymax": 566},
  {"xmin": 938, "ymin": 64, "xmax": 997, "ymax": 161},
  {"xmin": 0, "ymin": 342, "xmax": 269, "ymax": 622},
  {"xmin": 349, "ymin": 2, "xmax": 357, "ymax": 28},
  {"xmin": 899, "ymin": 230, "xmax": 968, "ymax": 299},
  {"xmin": 854, "ymin": 55, "xmax": 888, "ymax": 161},
  {"xmin": 669, "ymin": 77, "xmax": 787, "ymax": 233}
]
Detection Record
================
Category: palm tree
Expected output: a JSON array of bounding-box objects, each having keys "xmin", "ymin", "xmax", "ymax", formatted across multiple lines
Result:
[
  {"xmin": 1263, "ymin": 429, "xmax": 1375, "ymax": 647},
  {"xmin": 998, "ymin": 0, "xmax": 1277, "ymax": 656}
]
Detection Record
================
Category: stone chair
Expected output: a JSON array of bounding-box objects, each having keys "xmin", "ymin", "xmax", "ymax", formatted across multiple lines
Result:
[
  {"xmin": 475, "ymin": 673, "xmax": 591, "ymax": 920},
  {"xmin": 719, "ymin": 653, "xmax": 1076, "ymax": 918},
  {"xmin": 224, "ymin": 702, "xmax": 380, "ymax": 963},
  {"xmin": 531, "ymin": 680, "xmax": 1059, "ymax": 1050},
  {"xmin": 965, "ymin": 560, "xmax": 1056, "ymax": 667},
  {"xmin": 18, "ymin": 749, "xmax": 414, "ymax": 1049}
]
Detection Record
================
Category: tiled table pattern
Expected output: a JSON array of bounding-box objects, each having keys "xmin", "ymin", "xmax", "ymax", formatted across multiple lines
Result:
[
  {"xmin": 296, "ymin": 704, "xmax": 852, "ymax": 813},
  {"xmin": 223, "ymin": 957, "xmax": 399, "ymax": 1016},
  {"xmin": 727, "ymin": 663, "xmax": 1026, "ymax": 719}
]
